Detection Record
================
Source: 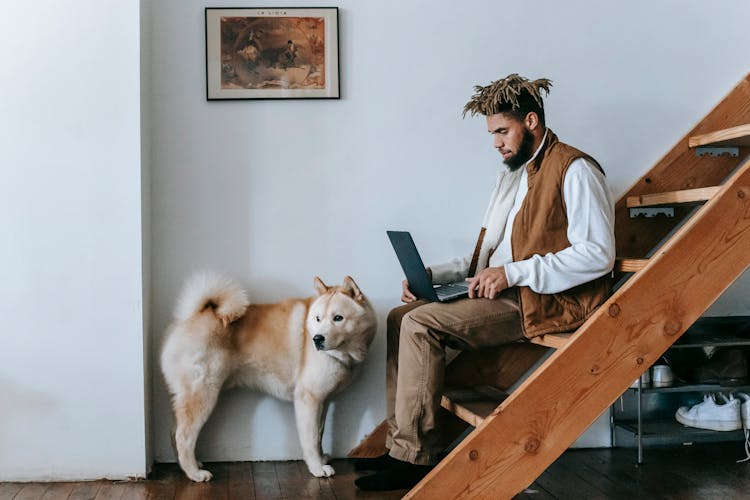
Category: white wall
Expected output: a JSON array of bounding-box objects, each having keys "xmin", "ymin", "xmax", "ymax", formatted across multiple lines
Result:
[
  {"xmin": 150, "ymin": 0, "xmax": 750, "ymax": 462},
  {"xmin": 4, "ymin": 0, "xmax": 748, "ymax": 479},
  {"xmin": 0, "ymin": 1, "xmax": 147, "ymax": 481}
]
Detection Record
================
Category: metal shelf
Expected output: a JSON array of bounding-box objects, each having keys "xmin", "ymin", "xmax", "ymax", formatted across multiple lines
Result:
[
  {"xmin": 627, "ymin": 382, "xmax": 750, "ymax": 394},
  {"xmin": 614, "ymin": 419, "xmax": 747, "ymax": 439},
  {"xmin": 611, "ymin": 315, "xmax": 750, "ymax": 464}
]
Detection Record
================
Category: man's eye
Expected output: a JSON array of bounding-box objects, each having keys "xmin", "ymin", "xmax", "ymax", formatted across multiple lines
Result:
[{"xmin": 333, "ymin": 315, "xmax": 344, "ymax": 322}]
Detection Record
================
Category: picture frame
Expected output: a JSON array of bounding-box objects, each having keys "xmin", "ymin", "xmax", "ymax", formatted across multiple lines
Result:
[{"xmin": 205, "ymin": 7, "xmax": 340, "ymax": 100}]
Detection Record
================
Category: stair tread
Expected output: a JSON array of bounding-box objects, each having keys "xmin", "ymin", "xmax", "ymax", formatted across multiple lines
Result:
[
  {"xmin": 441, "ymin": 386, "xmax": 507, "ymax": 426},
  {"xmin": 529, "ymin": 333, "xmax": 572, "ymax": 349},
  {"xmin": 615, "ymin": 257, "xmax": 648, "ymax": 272},
  {"xmin": 626, "ymin": 186, "xmax": 720, "ymax": 208},
  {"xmin": 689, "ymin": 123, "xmax": 750, "ymax": 147}
]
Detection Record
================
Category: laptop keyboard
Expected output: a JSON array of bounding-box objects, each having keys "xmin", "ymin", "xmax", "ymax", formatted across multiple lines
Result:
[
  {"xmin": 435, "ymin": 282, "xmax": 469, "ymax": 299},
  {"xmin": 440, "ymin": 283, "xmax": 469, "ymax": 291}
]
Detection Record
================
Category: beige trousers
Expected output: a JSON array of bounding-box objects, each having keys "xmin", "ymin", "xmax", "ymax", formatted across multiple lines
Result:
[{"xmin": 384, "ymin": 290, "xmax": 524, "ymax": 465}]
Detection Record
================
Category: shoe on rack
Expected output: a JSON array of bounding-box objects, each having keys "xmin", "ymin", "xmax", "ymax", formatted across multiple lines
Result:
[
  {"xmin": 735, "ymin": 392, "xmax": 750, "ymax": 429},
  {"xmin": 731, "ymin": 393, "xmax": 750, "ymax": 463},
  {"xmin": 675, "ymin": 393, "xmax": 742, "ymax": 431},
  {"xmin": 692, "ymin": 349, "xmax": 748, "ymax": 385}
]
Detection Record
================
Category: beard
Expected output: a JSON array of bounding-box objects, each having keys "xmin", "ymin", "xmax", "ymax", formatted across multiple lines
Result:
[{"xmin": 504, "ymin": 128, "xmax": 535, "ymax": 171}]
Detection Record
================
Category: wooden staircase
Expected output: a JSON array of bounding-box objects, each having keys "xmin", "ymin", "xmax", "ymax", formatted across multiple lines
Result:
[{"xmin": 351, "ymin": 73, "xmax": 750, "ymax": 498}]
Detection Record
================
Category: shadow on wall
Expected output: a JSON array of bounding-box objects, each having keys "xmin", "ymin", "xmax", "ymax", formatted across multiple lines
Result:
[
  {"xmin": 0, "ymin": 376, "xmax": 58, "ymax": 459},
  {"xmin": 150, "ymin": 101, "xmax": 258, "ymax": 462}
]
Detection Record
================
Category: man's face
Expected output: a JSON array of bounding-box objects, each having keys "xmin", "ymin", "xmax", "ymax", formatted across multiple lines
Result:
[{"xmin": 486, "ymin": 113, "xmax": 535, "ymax": 171}]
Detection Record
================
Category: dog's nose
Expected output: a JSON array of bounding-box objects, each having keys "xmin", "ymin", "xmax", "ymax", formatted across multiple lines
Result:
[{"xmin": 313, "ymin": 334, "xmax": 325, "ymax": 349}]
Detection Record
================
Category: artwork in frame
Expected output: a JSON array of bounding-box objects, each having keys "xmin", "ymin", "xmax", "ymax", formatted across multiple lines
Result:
[{"xmin": 205, "ymin": 7, "xmax": 340, "ymax": 100}]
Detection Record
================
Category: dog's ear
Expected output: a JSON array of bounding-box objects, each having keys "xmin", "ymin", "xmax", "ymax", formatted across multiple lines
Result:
[
  {"xmin": 342, "ymin": 276, "xmax": 363, "ymax": 300},
  {"xmin": 314, "ymin": 276, "xmax": 329, "ymax": 296}
]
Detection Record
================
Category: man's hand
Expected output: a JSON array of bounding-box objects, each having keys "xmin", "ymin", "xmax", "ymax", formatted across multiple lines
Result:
[
  {"xmin": 466, "ymin": 267, "xmax": 509, "ymax": 299},
  {"xmin": 401, "ymin": 268, "xmax": 432, "ymax": 303},
  {"xmin": 401, "ymin": 279, "xmax": 417, "ymax": 303}
]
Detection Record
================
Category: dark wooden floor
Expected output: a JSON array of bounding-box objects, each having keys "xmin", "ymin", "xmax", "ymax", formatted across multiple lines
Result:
[{"xmin": 2, "ymin": 442, "xmax": 750, "ymax": 499}]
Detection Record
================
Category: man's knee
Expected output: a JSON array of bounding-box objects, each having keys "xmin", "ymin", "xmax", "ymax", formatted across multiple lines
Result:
[
  {"xmin": 399, "ymin": 310, "xmax": 439, "ymax": 342},
  {"xmin": 387, "ymin": 303, "xmax": 422, "ymax": 333},
  {"xmin": 401, "ymin": 306, "xmax": 467, "ymax": 349}
]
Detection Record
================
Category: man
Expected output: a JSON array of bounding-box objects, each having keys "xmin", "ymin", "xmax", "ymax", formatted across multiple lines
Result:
[{"xmin": 354, "ymin": 74, "xmax": 616, "ymax": 491}]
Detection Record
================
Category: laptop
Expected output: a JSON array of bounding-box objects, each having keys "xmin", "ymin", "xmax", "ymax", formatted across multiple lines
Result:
[{"xmin": 387, "ymin": 230, "xmax": 470, "ymax": 302}]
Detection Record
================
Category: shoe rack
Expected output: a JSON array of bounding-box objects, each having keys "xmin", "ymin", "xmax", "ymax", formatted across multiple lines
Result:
[{"xmin": 612, "ymin": 316, "xmax": 750, "ymax": 464}]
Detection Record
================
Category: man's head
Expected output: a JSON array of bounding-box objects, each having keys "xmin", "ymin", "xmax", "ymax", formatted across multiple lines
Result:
[{"xmin": 464, "ymin": 74, "xmax": 552, "ymax": 170}]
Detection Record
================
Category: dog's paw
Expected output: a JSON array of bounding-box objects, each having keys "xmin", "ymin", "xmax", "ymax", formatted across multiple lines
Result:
[
  {"xmin": 309, "ymin": 464, "xmax": 336, "ymax": 477},
  {"xmin": 187, "ymin": 469, "xmax": 213, "ymax": 482}
]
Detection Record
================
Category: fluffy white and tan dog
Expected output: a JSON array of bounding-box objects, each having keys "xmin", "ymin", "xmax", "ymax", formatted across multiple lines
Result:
[{"xmin": 160, "ymin": 272, "xmax": 377, "ymax": 481}]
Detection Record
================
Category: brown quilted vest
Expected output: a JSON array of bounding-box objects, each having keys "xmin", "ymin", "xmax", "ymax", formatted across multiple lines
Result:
[{"xmin": 471, "ymin": 130, "xmax": 611, "ymax": 338}]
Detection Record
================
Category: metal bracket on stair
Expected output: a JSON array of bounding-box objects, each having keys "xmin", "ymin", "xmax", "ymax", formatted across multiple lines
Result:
[
  {"xmin": 629, "ymin": 207, "xmax": 675, "ymax": 218},
  {"xmin": 695, "ymin": 146, "xmax": 739, "ymax": 157}
]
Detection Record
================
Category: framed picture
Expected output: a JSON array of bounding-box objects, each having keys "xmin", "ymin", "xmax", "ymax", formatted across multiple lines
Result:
[{"xmin": 205, "ymin": 7, "xmax": 340, "ymax": 100}]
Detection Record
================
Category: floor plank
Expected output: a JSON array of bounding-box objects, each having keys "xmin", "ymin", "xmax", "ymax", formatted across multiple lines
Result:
[
  {"xmin": 513, "ymin": 482, "xmax": 556, "ymax": 499},
  {"xmin": 0, "ymin": 483, "xmax": 24, "ymax": 500},
  {"xmin": 39, "ymin": 482, "xmax": 76, "ymax": 500},
  {"xmin": 291, "ymin": 461, "xmax": 336, "ymax": 499},
  {"xmin": 533, "ymin": 459, "xmax": 608, "ymax": 499},
  {"xmin": 13, "ymin": 484, "xmax": 50, "ymax": 500},
  {"xmin": 2, "ymin": 443, "xmax": 750, "ymax": 499},
  {"xmin": 227, "ymin": 462, "xmax": 255, "ymax": 500},
  {"xmin": 251, "ymin": 462, "xmax": 281, "ymax": 500},
  {"xmin": 68, "ymin": 481, "xmax": 104, "ymax": 500},
  {"xmin": 94, "ymin": 481, "xmax": 129, "ymax": 500}
]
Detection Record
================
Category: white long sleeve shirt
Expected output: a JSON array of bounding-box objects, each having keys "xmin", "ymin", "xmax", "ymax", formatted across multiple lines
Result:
[
  {"xmin": 490, "ymin": 157, "xmax": 615, "ymax": 293},
  {"xmin": 431, "ymin": 133, "xmax": 615, "ymax": 294}
]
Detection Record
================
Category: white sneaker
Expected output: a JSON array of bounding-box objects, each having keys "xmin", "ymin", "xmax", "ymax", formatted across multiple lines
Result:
[
  {"xmin": 732, "ymin": 392, "xmax": 750, "ymax": 463},
  {"xmin": 735, "ymin": 392, "xmax": 750, "ymax": 428},
  {"xmin": 675, "ymin": 393, "xmax": 742, "ymax": 431}
]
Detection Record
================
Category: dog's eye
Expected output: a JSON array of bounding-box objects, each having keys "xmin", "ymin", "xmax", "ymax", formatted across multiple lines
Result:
[
  {"xmin": 333, "ymin": 315, "xmax": 344, "ymax": 322},
  {"xmin": 315, "ymin": 316, "xmax": 321, "ymax": 322}
]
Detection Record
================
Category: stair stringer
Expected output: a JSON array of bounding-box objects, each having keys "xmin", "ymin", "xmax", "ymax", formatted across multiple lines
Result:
[{"xmin": 405, "ymin": 156, "xmax": 750, "ymax": 499}]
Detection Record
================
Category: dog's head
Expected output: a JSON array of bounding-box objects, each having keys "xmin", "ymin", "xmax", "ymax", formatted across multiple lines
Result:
[{"xmin": 306, "ymin": 276, "xmax": 377, "ymax": 365}]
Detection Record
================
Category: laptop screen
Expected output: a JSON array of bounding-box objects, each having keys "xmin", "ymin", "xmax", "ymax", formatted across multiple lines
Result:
[{"xmin": 386, "ymin": 231, "xmax": 437, "ymax": 301}]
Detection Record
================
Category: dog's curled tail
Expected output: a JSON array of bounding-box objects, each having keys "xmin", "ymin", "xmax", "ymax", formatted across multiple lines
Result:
[{"xmin": 173, "ymin": 271, "xmax": 250, "ymax": 327}]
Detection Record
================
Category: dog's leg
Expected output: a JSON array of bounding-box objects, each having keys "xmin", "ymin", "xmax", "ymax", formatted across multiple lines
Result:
[
  {"xmin": 320, "ymin": 401, "xmax": 331, "ymax": 465},
  {"xmin": 294, "ymin": 389, "xmax": 335, "ymax": 477},
  {"xmin": 173, "ymin": 385, "xmax": 221, "ymax": 482}
]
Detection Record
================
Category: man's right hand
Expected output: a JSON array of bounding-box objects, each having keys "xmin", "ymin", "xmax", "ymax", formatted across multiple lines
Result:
[{"xmin": 401, "ymin": 280, "xmax": 417, "ymax": 303}]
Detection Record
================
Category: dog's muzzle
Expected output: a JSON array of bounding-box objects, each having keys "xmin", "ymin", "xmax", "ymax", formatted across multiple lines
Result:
[{"xmin": 313, "ymin": 334, "xmax": 326, "ymax": 350}]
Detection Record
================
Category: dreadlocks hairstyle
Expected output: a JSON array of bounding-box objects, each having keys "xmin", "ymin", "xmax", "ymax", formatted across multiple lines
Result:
[{"xmin": 463, "ymin": 74, "xmax": 552, "ymax": 126}]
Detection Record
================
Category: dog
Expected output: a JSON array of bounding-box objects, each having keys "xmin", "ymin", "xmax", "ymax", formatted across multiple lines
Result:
[{"xmin": 160, "ymin": 272, "xmax": 377, "ymax": 481}]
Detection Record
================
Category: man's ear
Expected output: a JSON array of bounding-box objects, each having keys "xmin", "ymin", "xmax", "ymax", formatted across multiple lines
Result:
[
  {"xmin": 524, "ymin": 111, "xmax": 540, "ymax": 131},
  {"xmin": 314, "ymin": 276, "xmax": 329, "ymax": 296}
]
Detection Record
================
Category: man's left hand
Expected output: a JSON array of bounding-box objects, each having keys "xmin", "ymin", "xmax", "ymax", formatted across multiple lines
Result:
[{"xmin": 466, "ymin": 267, "xmax": 509, "ymax": 299}]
